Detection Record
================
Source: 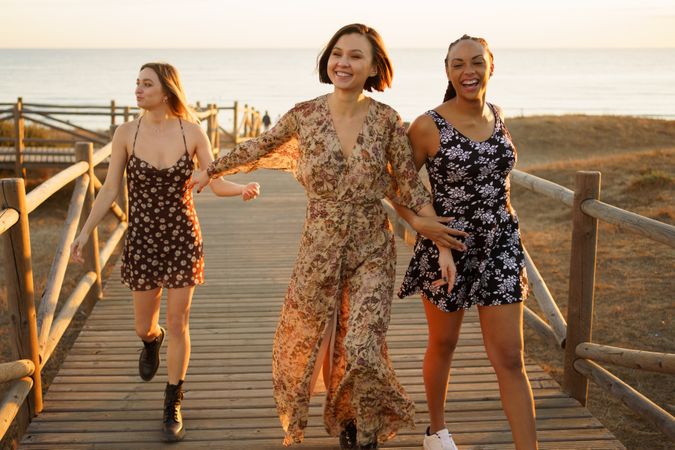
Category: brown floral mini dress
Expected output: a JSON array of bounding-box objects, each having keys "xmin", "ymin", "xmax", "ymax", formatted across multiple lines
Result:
[{"xmin": 121, "ymin": 117, "xmax": 204, "ymax": 291}]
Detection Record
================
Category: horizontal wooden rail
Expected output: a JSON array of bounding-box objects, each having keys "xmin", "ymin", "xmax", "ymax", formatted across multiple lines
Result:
[
  {"xmin": 581, "ymin": 199, "xmax": 675, "ymax": 248},
  {"xmin": 19, "ymin": 115, "xmax": 108, "ymax": 145},
  {"xmin": 511, "ymin": 169, "xmax": 575, "ymax": 206},
  {"xmin": 24, "ymin": 161, "xmax": 88, "ymax": 213},
  {"xmin": 99, "ymin": 221, "xmax": 128, "ymax": 268},
  {"xmin": 0, "ymin": 207, "xmax": 20, "ymax": 235},
  {"xmin": 37, "ymin": 175, "xmax": 89, "ymax": 353},
  {"xmin": 0, "ymin": 360, "xmax": 35, "ymax": 384},
  {"xmin": 576, "ymin": 343, "xmax": 675, "ymax": 374},
  {"xmin": 24, "ymin": 102, "xmax": 118, "ymax": 110},
  {"xmin": 0, "ymin": 378, "xmax": 33, "ymax": 440},
  {"xmin": 23, "ymin": 109, "xmax": 110, "ymax": 139},
  {"xmin": 41, "ymin": 271, "xmax": 97, "ymax": 368},
  {"xmin": 574, "ymin": 359, "xmax": 675, "ymax": 440},
  {"xmin": 523, "ymin": 306, "xmax": 560, "ymax": 347},
  {"xmin": 92, "ymin": 143, "xmax": 113, "ymax": 166},
  {"xmin": 522, "ymin": 246, "xmax": 567, "ymax": 347}
]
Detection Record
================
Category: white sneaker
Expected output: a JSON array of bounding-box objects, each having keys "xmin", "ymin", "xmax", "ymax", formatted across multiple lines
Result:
[{"xmin": 423, "ymin": 427, "xmax": 458, "ymax": 450}]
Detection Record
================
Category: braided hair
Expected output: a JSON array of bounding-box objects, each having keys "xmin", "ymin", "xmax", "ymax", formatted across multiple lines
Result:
[{"xmin": 443, "ymin": 35, "xmax": 494, "ymax": 102}]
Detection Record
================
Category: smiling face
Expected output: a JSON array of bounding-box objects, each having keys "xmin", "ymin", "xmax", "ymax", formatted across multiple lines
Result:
[
  {"xmin": 135, "ymin": 67, "xmax": 166, "ymax": 109},
  {"xmin": 446, "ymin": 39, "xmax": 493, "ymax": 102},
  {"xmin": 326, "ymin": 33, "xmax": 377, "ymax": 93}
]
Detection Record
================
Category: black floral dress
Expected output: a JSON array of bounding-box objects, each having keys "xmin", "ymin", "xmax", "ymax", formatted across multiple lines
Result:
[{"xmin": 399, "ymin": 104, "xmax": 528, "ymax": 312}]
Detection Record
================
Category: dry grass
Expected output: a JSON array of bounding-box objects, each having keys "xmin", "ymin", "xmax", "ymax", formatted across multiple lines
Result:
[{"xmin": 512, "ymin": 145, "xmax": 675, "ymax": 450}]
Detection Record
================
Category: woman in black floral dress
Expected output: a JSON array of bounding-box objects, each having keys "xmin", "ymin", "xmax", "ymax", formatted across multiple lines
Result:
[{"xmin": 397, "ymin": 36, "xmax": 538, "ymax": 450}]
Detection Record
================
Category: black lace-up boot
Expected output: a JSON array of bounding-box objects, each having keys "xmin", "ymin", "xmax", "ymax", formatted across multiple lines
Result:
[
  {"xmin": 139, "ymin": 326, "xmax": 165, "ymax": 381},
  {"xmin": 162, "ymin": 380, "xmax": 185, "ymax": 442}
]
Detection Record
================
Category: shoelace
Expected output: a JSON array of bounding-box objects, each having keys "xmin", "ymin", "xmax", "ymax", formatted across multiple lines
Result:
[{"xmin": 164, "ymin": 391, "xmax": 183, "ymax": 421}]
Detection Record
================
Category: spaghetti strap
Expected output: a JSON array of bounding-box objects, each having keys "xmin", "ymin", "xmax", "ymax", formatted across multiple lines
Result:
[
  {"xmin": 178, "ymin": 118, "xmax": 188, "ymax": 155},
  {"xmin": 132, "ymin": 116, "xmax": 143, "ymax": 155}
]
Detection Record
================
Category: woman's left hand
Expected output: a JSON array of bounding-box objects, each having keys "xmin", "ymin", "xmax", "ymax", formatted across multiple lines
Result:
[{"xmin": 242, "ymin": 182, "xmax": 260, "ymax": 201}]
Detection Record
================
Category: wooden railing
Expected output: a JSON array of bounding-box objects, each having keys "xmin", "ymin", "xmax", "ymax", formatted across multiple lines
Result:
[
  {"xmin": 0, "ymin": 141, "xmax": 127, "ymax": 442},
  {"xmin": 383, "ymin": 169, "xmax": 675, "ymax": 440},
  {"xmin": 0, "ymin": 98, "xmax": 266, "ymax": 176}
]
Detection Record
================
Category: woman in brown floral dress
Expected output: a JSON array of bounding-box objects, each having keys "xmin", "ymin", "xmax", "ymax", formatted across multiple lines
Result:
[
  {"xmin": 71, "ymin": 62, "xmax": 260, "ymax": 442},
  {"xmin": 192, "ymin": 24, "xmax": 467, "ymax": 449}
]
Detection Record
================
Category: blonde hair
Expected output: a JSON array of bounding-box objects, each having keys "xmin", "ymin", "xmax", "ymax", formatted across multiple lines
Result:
[{"xmin": 140, "ymin": 62, "xmax": 199, "ymax": 123}]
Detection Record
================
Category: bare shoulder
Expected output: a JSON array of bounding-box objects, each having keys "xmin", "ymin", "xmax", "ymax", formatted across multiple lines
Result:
[
  {"xmin": 408, "ymin": 113, "xmax": 437, "ymax": 138},
  {"xmin": 408, "ymin": 112, "xmax": 440, "ymax": 157},
  {"xmin": 491, "ymin": 103, "xmax": 505, "ymax": 122},
  {"xmin": 113, "ymin": 120, "xmax": 136, "ymax": 139}
]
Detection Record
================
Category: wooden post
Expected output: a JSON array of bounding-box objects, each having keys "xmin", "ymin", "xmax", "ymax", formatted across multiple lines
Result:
[
  {"xmin": 243, "ymin": 104, "xmax": 250, "ymax": 137},
  {"xmin": 75, "ymin": 142, "xmax": 103, "ymax": 301},
  {"xmin": 563, "ymin": 171, "xmax": 601, "ymax": 405},
  {"xmin": 212, "ymin": 104, "xmax": 220, "ymax": 156},
  {"xmin": 110, "ymin": 100, "xmax": 116, "ymax": 127},
  {"xmin": 233, "ymin": 101, "xmax": 239, "ymax": 144},
  {"xmin": 206, "ymin": 103, "xmax": 215, "ymax": 149},
  {"xmin": 14, "ymin": 97, "xmax": 25, "ymax": 178},
  {"xmin": 0, "ymin": 178, "xmax": 43, "ymax": 422},
  {"xmin": 123, "ymin": 106, "xmax": 130, "ymax": 123}
]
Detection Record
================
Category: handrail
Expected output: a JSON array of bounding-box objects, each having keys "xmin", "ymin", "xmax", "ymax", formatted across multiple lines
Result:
[
  {"xmin": 0, "ymin": 360, "xmax": 35, "ymax": 384},
  {"xmin": 0, "ymin": 137, "xmax": 126, "ymax": 443},
  {"xmin": 581, "ymin": 198, "xmax": 675, "ymax": 248}
]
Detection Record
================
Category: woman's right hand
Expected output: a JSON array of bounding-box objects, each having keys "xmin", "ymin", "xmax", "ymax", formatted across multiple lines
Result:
[
  {"xmin": 413, "ymin": 215, "xmax": 468, "ymax": 251},
  {"xmin": 432, "ymin": 246, "xmax": 456, "ymax": 293},
  {"xmin": 70, "ymin": 233, "xmax": 88, "ymax": 264},
  {"xmin": 190, "ymin": 169, "xmax": 212, "ymax": 193}
]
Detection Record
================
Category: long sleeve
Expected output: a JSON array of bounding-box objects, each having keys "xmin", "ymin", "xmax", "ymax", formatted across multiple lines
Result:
[
  {"xmin": 384, "ymin": 110, "xmax": 432, "ymax": 213},
  {"xmin": 207, "ymin": 109, "xmax": 300, "ymax": 178}
]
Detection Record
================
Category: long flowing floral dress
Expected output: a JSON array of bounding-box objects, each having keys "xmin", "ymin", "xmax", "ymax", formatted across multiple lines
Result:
[{"xmin": 207, "ymin": 94, "xmax": 431, "ymax": 445}]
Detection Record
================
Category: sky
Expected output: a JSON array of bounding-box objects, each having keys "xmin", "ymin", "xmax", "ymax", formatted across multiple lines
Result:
[{"xmin": 2, "ymin": 0, "xmax": 675, "ymax": 48}]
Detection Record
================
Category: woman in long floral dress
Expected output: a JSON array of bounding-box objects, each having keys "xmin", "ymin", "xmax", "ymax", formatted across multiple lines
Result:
[{"xmin": 192, "ymin": 24, "xmax": 466, "ymax": 449}]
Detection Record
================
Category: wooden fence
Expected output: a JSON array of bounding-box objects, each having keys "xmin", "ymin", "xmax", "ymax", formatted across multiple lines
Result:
[
  {"xmin": 0, "ymin": 98, "xmax": 265, "ymax": 176},
  {"xmin": 384, "ymin": 169, "xmax": 675, "ymax": 441},
  {"xmin": 0, "ymin": 141, "xmax": 128, "ymax": 441}
]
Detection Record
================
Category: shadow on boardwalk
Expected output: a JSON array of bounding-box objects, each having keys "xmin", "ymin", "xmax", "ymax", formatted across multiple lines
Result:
[{"xmin": 19, "ymin": 170, "xmax": 623, "ymax": 449}]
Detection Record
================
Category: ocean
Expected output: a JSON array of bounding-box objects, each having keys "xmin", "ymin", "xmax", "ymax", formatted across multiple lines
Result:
[{"xmin": 1, "ymin": 48, "xmax": 674, "ymax": 128}]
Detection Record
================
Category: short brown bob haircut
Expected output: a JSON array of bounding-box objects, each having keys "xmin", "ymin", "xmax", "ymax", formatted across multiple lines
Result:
[{"xmin": 317, "ymin": 23, "xmax": 393, "ymax": 92}]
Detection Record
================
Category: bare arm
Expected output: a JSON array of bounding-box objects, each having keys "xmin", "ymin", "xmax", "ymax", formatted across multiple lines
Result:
[
  {"xmin": 70, "ymin": 123, "xmax": 129, "ymax": 262},
  {"xmin": 190, "ymin": 123, "xmax": 260, "ymax": 200},
  {"xmin": 191, "ymin": 109, "xmax": 299, "ymax": 192}
]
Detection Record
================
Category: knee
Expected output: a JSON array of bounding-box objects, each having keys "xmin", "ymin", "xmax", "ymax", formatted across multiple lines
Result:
[
  {"xmin": 490, "ymin": 348, "xmax": 525, "ymax": 374},
  {"xmin": 427, "ymin": 334, "xmax": 459, "ymax": 358},
  {"xmin": 166, "ymin": 311, "xmax": 190, "ymax": 337}
]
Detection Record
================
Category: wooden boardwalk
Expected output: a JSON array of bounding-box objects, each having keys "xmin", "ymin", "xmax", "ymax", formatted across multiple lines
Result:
[{"xmin": 20, "ymin": 170, "xmax": 624, "ymax": 449}]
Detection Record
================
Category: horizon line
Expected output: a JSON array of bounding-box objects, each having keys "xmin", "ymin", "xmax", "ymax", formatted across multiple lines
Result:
[{"xmin": 2, "ymin": 46, "xmax": 674, "ymax": 51}]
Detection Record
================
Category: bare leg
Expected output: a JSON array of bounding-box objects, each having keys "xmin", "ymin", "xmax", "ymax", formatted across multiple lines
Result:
[
  {"xmin": 133, "ymin": 288, "xmax": 162, "ymax": 341},
  {"xmin": 422, "ymin": 296, "xmax": 464, "ymax": 433},
  {"xmin": 166, "ymin": 285, "xmax": 195, "ymax": 384},
  {"xmin": 478, "ymin": 302, "xmax": 538, "ymax": 450}
]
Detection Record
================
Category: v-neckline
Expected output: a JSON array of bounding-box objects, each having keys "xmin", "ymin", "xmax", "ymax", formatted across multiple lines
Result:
[
  {"xmin": 324, "ymin": 94, "xmax": 372, "ymax": 161},
  {"xmin": 433, "ymin": 104, "xmax": 499, "ymax": 144}
]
